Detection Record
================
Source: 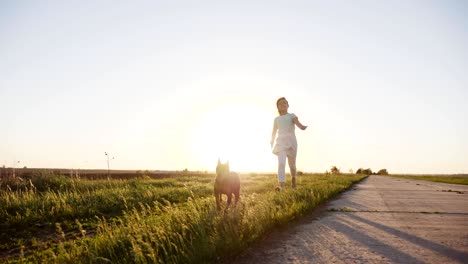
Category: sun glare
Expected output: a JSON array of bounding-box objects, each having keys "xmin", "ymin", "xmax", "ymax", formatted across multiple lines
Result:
[{"xmin": 191, "ymin": 101, "xmax": 274, "ymax": 173}]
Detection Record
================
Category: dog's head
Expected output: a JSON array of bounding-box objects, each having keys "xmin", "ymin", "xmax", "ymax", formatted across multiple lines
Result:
[{"xmin": 216, "ymin": 159, "xmax": 230, "ymax": 177}]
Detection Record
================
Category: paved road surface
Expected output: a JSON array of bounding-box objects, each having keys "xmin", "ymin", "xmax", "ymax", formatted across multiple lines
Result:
[{"xmin": 231, "ymin": 176, "xmax": 468, "ymax": 264}]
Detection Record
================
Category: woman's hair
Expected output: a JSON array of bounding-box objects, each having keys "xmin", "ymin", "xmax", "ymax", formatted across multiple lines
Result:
[{"xmin": 276, "ymin": 97, "xmax": 288, "ymax": 114}]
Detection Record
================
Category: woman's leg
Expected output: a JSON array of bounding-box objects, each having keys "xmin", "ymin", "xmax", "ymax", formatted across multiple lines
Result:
[
  {"xmin": 278, "ymin": 151, "xmax": 287, "ymax": 186},
  {"xmin": 287, "ymin": 154, "xmax": 297, "ymax": 188}
]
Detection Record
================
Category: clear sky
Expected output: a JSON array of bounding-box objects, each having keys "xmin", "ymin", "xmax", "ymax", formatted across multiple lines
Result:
[{"xmin": 1, "ymin": 1, "xmax": 467, "ymax": 174}]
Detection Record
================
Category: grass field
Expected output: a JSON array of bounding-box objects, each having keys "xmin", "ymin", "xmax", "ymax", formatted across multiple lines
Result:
[
  {"xmin": 0, "ymin": 171, "xmax": 365, "ymax": 263},
  {"xmin": 387, "ymin": 175, "xmax": 468, "ymax": 185}
]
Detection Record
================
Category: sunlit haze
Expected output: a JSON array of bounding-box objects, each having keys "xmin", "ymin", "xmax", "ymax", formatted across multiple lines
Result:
[{"xmin": 1, "ymin": 1, "xmax": 467, "ymax": 174}]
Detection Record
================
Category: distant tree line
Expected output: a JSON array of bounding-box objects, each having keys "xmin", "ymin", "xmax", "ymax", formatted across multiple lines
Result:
[
  {"xmin": 326, "ymin": 166, "xmax": 389, "ymax": 176},
  {"xmin": 355, "ymin": 168, "xmax": 388, "ymax": 175}
]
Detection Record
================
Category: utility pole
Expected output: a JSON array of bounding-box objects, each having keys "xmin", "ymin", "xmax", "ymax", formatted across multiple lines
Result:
[
  {"xmin": 104, "ymin": 152, "xmax": 114, "ymax": 181},
  {"xmin": 12, "ymin": 160, "xmax": 20, "ymax": 178}
]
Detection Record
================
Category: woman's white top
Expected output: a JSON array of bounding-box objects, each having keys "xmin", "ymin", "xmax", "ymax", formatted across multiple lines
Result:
[{"xmin": 272, "ymin": 113, "xmax": 297, "ymax": 157}]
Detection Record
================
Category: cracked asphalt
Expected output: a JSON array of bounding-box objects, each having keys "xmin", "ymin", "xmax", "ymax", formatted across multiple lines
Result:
[{"xmin": 230, "ymin": 176, "xmax": 468, "ymax": 264}]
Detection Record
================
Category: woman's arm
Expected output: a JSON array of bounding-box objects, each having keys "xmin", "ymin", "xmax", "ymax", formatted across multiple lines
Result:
[
  {"xmin": 293, "ymin": 117, "xmax": 307, "ymax": 130},
  {"xmin": 270, "ymin": 120, "xmax": 278, "ymax": 147}
]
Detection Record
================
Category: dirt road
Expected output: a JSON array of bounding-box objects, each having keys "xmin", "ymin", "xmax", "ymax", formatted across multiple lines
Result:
[{"xmin": 231, "ymin": 176, "xmax": 468, "ymax": 264}]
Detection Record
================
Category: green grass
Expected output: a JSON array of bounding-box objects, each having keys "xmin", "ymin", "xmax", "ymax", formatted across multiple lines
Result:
[
  {"xmin": 387, "ymin": 175, "xmax": 468, "ymax": 185},
  {"xmin": 0, "ymin": 172, "xmax": 365, "ymax": 263}
]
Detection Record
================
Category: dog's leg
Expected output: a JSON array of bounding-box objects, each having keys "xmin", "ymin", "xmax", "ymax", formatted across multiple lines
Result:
[
  {"xmin": 215, "ymin": 191, "xmax": 221, "ymax": 210},
  {"xmin": 227, "ymin": 192, "xmax": 233, "ymax": 208},
  {"xmin": 234, "ymin": 190, "xmax": 240, "ymax": 208}
]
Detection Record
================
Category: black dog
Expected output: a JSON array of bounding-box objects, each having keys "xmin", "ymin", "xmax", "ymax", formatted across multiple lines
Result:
[{"xmin": 214, "ymin": 160, "xmax": 240, "ymax": 210}]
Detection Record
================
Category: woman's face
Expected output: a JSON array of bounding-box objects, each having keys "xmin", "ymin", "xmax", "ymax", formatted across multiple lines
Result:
[{"xmin": 277, "ymin": 99, "xmax": 289, "ymax": 113}]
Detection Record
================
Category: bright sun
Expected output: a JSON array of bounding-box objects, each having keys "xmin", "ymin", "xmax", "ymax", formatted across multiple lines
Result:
[{"xmin": 191, "ymin": 101, "xmax": 274, "ymax": 173}]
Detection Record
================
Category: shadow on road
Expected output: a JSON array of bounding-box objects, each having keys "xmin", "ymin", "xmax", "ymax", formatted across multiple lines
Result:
[{"xmin": 346, "ymin": 213, "xmax": 468, "ymax": 263}]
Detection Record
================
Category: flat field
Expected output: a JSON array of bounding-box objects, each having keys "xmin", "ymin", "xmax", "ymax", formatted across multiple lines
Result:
[
  {"xmin": 0, "ymin": 170, "xmax": 365, "ymax": 263},
  {"xmin": 388, "ymin": 174, "xmax": 468, "ymax": 185}
]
